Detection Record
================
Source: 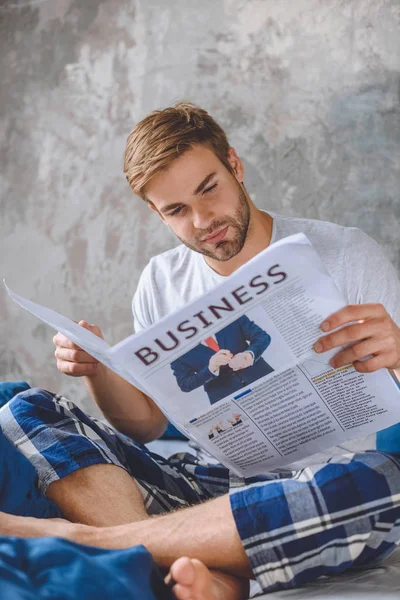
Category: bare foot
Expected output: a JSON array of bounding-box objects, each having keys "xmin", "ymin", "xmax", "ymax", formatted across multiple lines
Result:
[{"xmin": 166, "ymin": 556, "xmax": 249, "ymax": 600}]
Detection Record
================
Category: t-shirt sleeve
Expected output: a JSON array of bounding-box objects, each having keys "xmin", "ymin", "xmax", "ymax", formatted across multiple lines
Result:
[
  {"xmin": 344, "ymin": 228, "xmax": 400, "ymax": 326},
  {"xmin": 131, "ymin": 262, "xmax": 154, "ymax": 333}
]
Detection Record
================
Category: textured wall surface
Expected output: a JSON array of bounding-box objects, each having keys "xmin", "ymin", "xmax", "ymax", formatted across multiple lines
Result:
[{"xmin": 1, "ymin": 0, "xmax": 399, "ymax": 415}]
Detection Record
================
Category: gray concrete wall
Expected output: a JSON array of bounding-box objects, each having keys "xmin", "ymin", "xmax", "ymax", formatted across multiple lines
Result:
[{"xmin": 1, "ymin": 0, "xmax": 399, "ymax": 415}]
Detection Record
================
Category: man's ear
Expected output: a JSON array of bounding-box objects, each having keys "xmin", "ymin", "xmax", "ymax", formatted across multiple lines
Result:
[
  {"xmin": 227, "ymin": 147, "xmax": 245, "ymax": 183},
  {"xmin": 146, "ymin": 199, "xmax": 166, "ymax": 222}
]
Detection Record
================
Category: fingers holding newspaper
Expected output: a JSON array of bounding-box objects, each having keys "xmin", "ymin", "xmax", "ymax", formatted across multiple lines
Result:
[
  {"xmin": 53, "ymin": 321, "xmax": 104, "ymax": 377},
  {"xmin": 314, "ymin": 303, "xmax": 400, "ymax": 373}
]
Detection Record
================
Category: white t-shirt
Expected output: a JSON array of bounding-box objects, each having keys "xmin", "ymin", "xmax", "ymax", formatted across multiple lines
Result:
[{"xmin": 132, "ymin": 213, "xmax": 400, "ymax": 461}]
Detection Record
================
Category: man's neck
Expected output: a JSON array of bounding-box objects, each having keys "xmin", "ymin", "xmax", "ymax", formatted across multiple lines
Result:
[{"xmin": 205, "ymin": 209, "xmax": 273, "ymax": 277}]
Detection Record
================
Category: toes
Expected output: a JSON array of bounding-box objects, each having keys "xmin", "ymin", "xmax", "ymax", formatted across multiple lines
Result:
[
  {"xmin": 169, "ymin": 556, "xmax": 196, "ymax": 586},
  {"xmin": 167, "ymin": 557, "xmax": 215, "ymax": 600},
  {"xmin": 171, "ymin": 582, "xmax": 193, "ymax": 600}
]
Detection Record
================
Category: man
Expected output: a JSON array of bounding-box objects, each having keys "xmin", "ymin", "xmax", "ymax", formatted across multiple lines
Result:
[
  {"xmin": 1, "ymin": 102, "xmax": 400, "ymax": 600},
  {"xmin": 171, "ymin": 315, "xmax": 273, "ymax": 404}
]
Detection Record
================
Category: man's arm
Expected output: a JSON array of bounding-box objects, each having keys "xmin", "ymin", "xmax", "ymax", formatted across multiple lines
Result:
[
  {"xmin": 84, "ymin": 366, "xmax": 168, "ymax": 443},
  {"xmin": 313, "ymin": 228, "xmax": 400, "ymax": 374},
  {"xmin": 53, "ymin": 321, "xmax": 167, "ymax": 444}
]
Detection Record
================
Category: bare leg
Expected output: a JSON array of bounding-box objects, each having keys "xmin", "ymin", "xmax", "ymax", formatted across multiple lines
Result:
[
  {"xmin": 0, "ymin": 494, "xmax": 252, "ymax": 578},
  {"xmin": 46, "ymin": 464, "xmax": 148, "ymax": 525},
  {"xmin": 86, "ymin": 495, "xmax": 252, "ymax": 577}
]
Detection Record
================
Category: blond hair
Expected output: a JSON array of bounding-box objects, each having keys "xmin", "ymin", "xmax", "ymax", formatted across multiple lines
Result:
[{"xmin": 124, "ymin": 102, "xmax": 231, "ymax": 198}]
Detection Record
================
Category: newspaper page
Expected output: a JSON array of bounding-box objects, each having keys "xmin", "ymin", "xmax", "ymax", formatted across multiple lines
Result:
[{"xmin": 5, "ymin": 233, "xmax": 400, "ymax": 477}]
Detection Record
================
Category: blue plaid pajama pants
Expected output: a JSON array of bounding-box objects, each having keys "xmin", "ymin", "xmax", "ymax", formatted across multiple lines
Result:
[{"xmin": 1, "ymin": 387, "xmax": 400, "ymax": 594}]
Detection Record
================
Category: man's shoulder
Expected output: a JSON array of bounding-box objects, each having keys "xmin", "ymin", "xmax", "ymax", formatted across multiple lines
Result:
[
  {"xmin": 142, "ymin": 244, "xmax": 195, "ymax": 282},
  {"xmin": 149, "ymin": 243, "xmax": 193, "ymax": 267},
  {"xmin": 275, "ymin": 213, "xmax": 349, "ymax": 237},
  {"xmin": 133, "ymin": 244, "xmax": 195, "ymax": 330},
  {"xmin": 136, "ymin": 244, "xmax": 197, "ymax": 299},
  {"xmin": 141, "ymin": 244, "xmax": 195, "ymax": 286},
  {"xmin": 273, "ymin": 213, "xmax": 369, "ymax": 251}
]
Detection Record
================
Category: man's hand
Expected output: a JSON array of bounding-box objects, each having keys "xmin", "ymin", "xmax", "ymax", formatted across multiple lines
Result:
[
  {"xmin": 209, "ymin": 349, "xmax": 233, "ymax": 374},
  {"xmin": 314, "ymin": 303, "xmax": 400, "ymax": 373},
  {"xmin": 53, "ymin": 321, "xmax": 104, "ymax": 377},
  {"xmin": 229, "ymin": 352, "xmax": 254, "ymax": 371}
]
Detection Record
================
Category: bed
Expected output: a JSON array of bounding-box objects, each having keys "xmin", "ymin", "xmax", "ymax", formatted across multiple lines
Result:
[{"xmin": 1, "ymin": 383, "xmax": 399, "ymax": 598}]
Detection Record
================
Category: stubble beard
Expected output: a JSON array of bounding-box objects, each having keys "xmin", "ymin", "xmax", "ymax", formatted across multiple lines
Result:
[{"xmin": 176, "ymin": 183, "xmax": 251, "ymax": 262}]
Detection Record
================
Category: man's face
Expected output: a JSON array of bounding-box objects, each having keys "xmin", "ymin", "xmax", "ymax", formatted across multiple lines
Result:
[{"xmin": 145, "ymin": 145, "xmax": 251, "ymax": 262}]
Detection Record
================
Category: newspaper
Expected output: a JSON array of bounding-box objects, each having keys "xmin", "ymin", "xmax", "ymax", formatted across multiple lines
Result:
[{"xmin": 5, "ymin": 233, "xmax": 400, "ymax": 477}]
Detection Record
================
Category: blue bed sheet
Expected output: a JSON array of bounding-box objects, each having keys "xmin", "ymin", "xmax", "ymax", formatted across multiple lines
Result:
[{"xmin": 0, "ymin": 536, "xmax": 173, "ymax": 599}]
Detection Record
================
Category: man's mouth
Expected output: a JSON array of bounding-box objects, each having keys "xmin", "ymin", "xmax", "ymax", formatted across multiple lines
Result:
[{"xmin": 202, "ymin": 226, "xmax": 229, "ymax": 244}]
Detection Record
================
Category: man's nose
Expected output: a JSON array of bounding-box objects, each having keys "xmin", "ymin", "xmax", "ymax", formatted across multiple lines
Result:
[{"xmin": 192, "ymin": 207, "xmax": 215, "ymax": 231}]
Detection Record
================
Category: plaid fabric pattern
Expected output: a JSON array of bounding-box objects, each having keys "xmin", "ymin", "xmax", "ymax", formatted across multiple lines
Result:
[
  {"xmin": 1, "ymin": 388, "xmax": 400, "ymax": 594},
  {"xmin": 231, "ymin": 451, "xmax": 400, "ymax": 592}
]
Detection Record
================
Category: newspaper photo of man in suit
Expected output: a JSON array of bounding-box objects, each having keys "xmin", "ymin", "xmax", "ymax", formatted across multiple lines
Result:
[{"xmin": 170, "ymin": 315, "xmax": 273, "ymax": 404}]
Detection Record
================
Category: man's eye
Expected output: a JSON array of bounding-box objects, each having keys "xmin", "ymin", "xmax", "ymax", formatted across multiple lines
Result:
[
  {"xmin": 203, "ymin": 183, "xmax": 217, "ymax": 194},
  {"xmin": 171, "ymin": 206, "xmax": 184, "ymax": 216}
]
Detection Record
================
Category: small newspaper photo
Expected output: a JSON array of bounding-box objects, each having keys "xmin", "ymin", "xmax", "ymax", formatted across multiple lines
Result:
[{"xmin": 5, "ymin": 233, "xmax": 400, "ymax": 477}]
